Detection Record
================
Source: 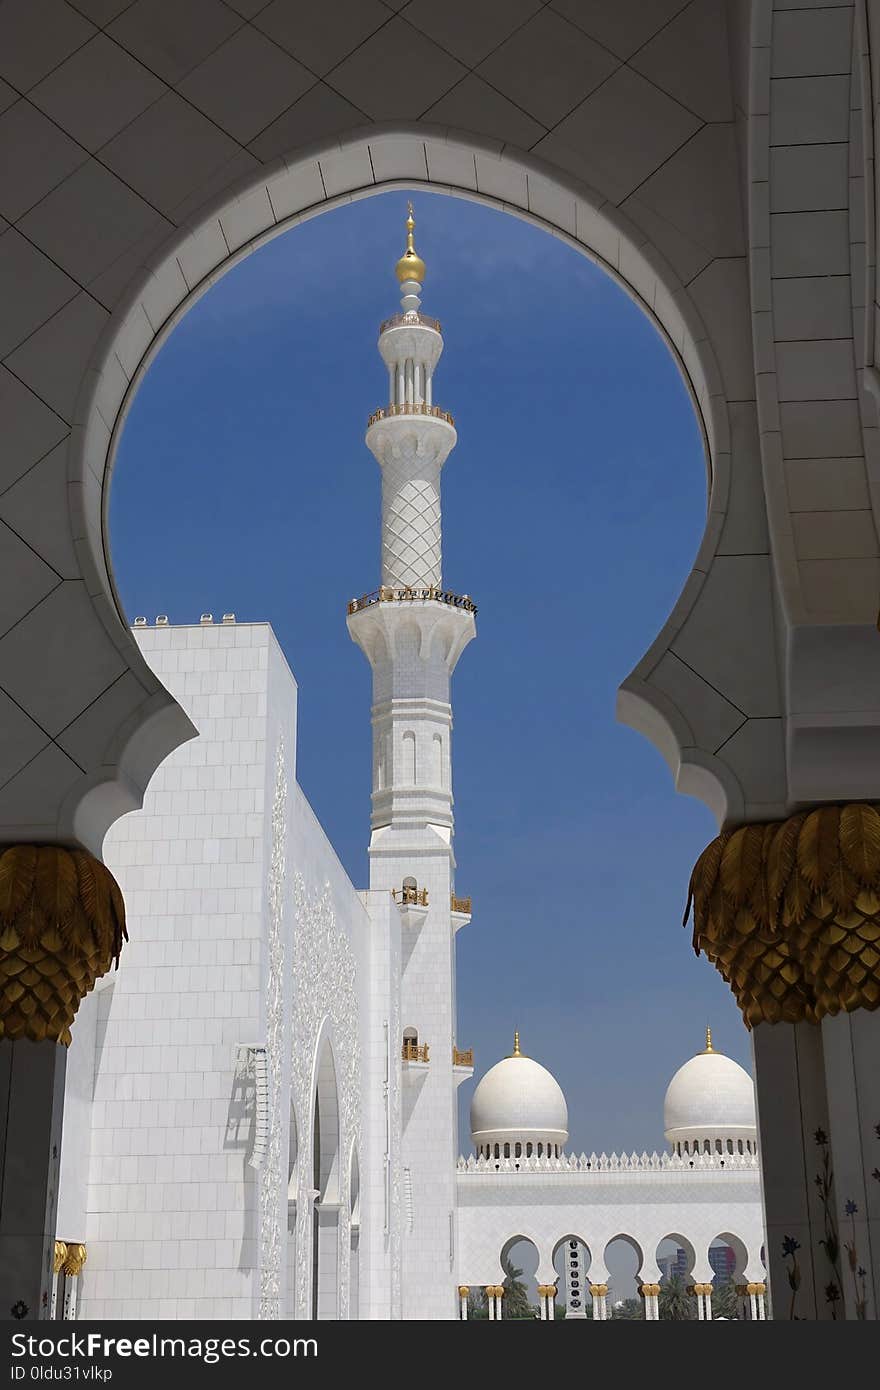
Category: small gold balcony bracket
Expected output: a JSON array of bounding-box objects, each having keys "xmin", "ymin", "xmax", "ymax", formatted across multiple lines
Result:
[
  {"xmin": 392, "ymin": 884, "xmax": 428, "ymax": 907},
  {"xmin": 452, "ymin": 1046, "xmax": 473, "ymax": 1067},
  {"xmin": 450, "ymin": 894, "xmax": 472, "ymax": 914},
  {"xmin": 402, "ymin": 1041, "xmax": 430, "ymax": 1063}
]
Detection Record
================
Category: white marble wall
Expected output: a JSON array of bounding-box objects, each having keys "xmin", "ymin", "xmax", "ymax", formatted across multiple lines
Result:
[
  {"xmin": 57, "ymin": 622, "xmax": 368, "ymax": 1320},
  {"xmin": 456, "ymin": 1162, "xmax": 765, "ymax": 1290}
]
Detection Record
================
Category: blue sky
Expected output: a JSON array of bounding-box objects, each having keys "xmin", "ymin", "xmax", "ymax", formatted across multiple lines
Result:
[{"xmin": 110, "ymin": 189, "xmax": 750, "ymax": 1163}]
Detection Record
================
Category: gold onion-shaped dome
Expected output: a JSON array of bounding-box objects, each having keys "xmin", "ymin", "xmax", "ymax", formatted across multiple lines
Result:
[{"xmin": 395, "ymin": 202, "xmax": 426, "ymax": 283}]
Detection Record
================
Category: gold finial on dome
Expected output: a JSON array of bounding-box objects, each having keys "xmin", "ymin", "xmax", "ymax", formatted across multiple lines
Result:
[
  {"xmin": 701, "ymin": 1025, "xmax": 715, "ymax": 1054},
  {"xmin": 395, "ymin": 200, "xmax": 426, "ymax": 284},
  {"xmin": 511, "ymin": 1030, "xmax": 523, "ymax": 1057}
]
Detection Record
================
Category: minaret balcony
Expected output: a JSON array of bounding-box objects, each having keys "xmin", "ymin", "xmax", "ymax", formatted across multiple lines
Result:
[
  {"xmin": 347, "ymin": 586, "xmax": 477, "ymax": 617},
  {"xmin": 393, "ymin": 884, "xmax": 428, "ymax": 906},
  {"xmin": 379, "ymin": 311, "xmax": 441, "ymax": 334},
  {"xmin": 367, "ymin": 402, "xmax": 454, "ymax": 427},
  {"xmin": 402, "ymin": 1041, "xmax": 430, "ymax": 1064},
  {"xmin": 453, "ymin": 1044, "xmax": 474, "ymax": 1086},
  {"xmin": 391, "ymin": 883, "xmax": 429, "ymax": 930},
  {"xmin": 451, "ymin": 893, "xmax": 472, "ymax": 932}
]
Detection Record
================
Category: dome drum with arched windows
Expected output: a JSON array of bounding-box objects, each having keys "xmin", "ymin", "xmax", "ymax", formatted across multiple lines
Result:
[
  {"xmin": 663, "ymin": 1029, "xmax": 758, "ymax": 1158},
  {"xmin": 469, "ymin": 1033, "xmax": 568, "ymax": 1162}
]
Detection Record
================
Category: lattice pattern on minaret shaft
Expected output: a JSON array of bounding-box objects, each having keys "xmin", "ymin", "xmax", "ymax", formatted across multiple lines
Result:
[{"xmin": 381, "ymin": 468, "xmax": 441, "ymax": 589}]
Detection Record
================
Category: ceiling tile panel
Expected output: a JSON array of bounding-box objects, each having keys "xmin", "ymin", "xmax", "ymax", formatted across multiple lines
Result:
[
  {"xmin": 402, "ymin": 0, "xmax": 541, "ymax": 69},
  {"xmin": 0, "ymin": 229, "xmax": 80, "ymax": 357},
  {"xmin": 0, "ymin": 688, "xmax": 50, "ymax": 789},
  {"xmin": 0, "ymin": 519, "xmax": 62, "ymax": 637},
  {"xmin": 551, "ymin": 0, "xmax": 688, "ymax": 62},
  {"xmin": 255, "ymin": 0, "xmax": 389, "ymax": 76},
  {"xmin": 0, "ymin": 442, "xmax": 81, "ymax": 579},
  {"xmin": 0, "ymin": 100, "xmax": 88, "ymax": 223},
  {"xmin": 249, "ymin": 83, "xmax": 365, "ymax": 165},
  {"xmin": 108, "ymin": 0, "xmax": 244, "ymax": 85},
  {"xmin": 18, "ymin": 160, "xmax": 170, "ymax": 284},
  {"xmin": 533, "ymin": 65, "xmax": 700, "ymax": 205},
  {"xmin": 179, "ymin": 26, "xmax": 313, "ymax": 144},
  {"xmin": 478, "ymin": 9, "xmax": 618, "ymax": 128},
  {"xmin": 423, "ymin": 74, "xmax": 545, "ymax": 150},
  {"xmin": 102, "ymin": 91, "xmax": 244, "ymax": 216},
  {"xmin": 0, "ymin": 0, "xmax": 95, "ymax": 91},
  {"xmin": 0, "ymin": 581, "xmax": 126, "ymax": 736},
  {"xmin": 629, "ymin": 0, "xmax": 733, "ymax": 121},
  {"xmin": 31, "ymin": 34, "xmax": 166, "ymax": 152},
  {"xmin": 330, "ymin": 18, "xmax": 465, "ymax": 121},
  {"xmin": 0, "ymin": 368, "xmax": 69, "ymax": 491},
  {"xmin": 4, "ymin": 292, "xmax": 109, "ymax": 423}
]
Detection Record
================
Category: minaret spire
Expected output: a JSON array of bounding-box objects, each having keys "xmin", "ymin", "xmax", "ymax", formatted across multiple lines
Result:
[{"xmin": 347, "ymin": 205, "xmax": 476, "ymax": 1318}]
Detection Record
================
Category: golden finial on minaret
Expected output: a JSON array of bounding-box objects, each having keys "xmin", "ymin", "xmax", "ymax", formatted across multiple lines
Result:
[
  {"xmin": 511, "ymin": 1030, "xmax": 522, "ymax": 1057},
  {"xmin": 701, "ymin": 1025, "xmax": 714, "ymax": 1054},
  {"xmin": 395, "ymin": 200, "xmax": 426, "ymax": 284}
]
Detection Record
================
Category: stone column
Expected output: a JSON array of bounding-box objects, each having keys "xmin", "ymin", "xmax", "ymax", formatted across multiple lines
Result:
[
  {"xmin": 642, "ymin": 1283, "xmax": 660, "ymax": 1320},
  {"xmin": 0, "ymin": 847, "xmax": 125, "ymax": 1322},
  {"xmin": 537, "ymin": 1284, "xmax": 555, "ymax": 1320},
  {"xmin": 60, "ymin": 1245, "xmax": 86, "ymax": 1321},
  {"xmin": 687, "ymin": 805, "xmax": 880, "ymax": 1320},
  {"xmin": 458, "ymin": 1285, "xmax": 469, "ymax": 1319},
  {"xmin": 50, "ymin": 1242, "xmax": 66, "ymax": 1320},
  {"xmin": 693, "ymin": 1283, "xmax": 712, "ymax": 1319},
  {"xmin": 590, "ymin": 1283, "xmax": 608, "ymax": 1319}
]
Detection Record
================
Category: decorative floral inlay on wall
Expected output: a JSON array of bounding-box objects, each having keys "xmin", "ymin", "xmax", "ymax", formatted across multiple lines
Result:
[
  {"xmin": 259, "ymin": 738, "xmax": 287, "ymax": 1320},
  {"xmin": 813, "ymin": 1129, "xmax": 842, "ymax": 1317},
  {"xmin": 290, "ymin": 873, "xmax": 361, "ymax": 1319}
]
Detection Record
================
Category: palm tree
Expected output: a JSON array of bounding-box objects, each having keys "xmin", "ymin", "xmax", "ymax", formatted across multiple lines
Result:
[
  {"xmin": 659, "ymin": 1274, "xmax": 695, "ymax": 1320},
  {"xmin": 711, "ymin": 1279, "xmax": 740, "ymax": 1319},
  {"xmin": 501, "ymin": 1252, "xmax": 535, "ymax": 1319}
]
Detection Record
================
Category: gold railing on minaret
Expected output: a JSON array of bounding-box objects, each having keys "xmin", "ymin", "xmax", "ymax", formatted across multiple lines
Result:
[
  {"xmin": 367, "ymin": 403, "xmax": 454, "ymax": 427},
  {"xmin": 347, "ymin": 587, "xmax": 477, "ymax": 616},
  {"xmin": 402, "ymin": 1041, "xmax": 430, "ymax": 1063},
  {"xmin": 392, "ymin": 884, "xmax": 428, "ymax": 907},
  {"xmin": 453, "ymin": 1046, "xmax": 473, "ymax": 1067},
  {"xmin": 450, "ymin": 894, "xmax": 471, "ymax": 914},
  {"xmin": 379, "ymin": 311, "xmax": 442, "ymax": 334}
]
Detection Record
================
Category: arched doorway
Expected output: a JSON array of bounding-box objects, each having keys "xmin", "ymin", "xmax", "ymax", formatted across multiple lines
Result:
[
  {"xmin": 69, "ymin": 127, "xmax": 743, "ymax": 864},
  {"xmin": 285, "ymin": 1102, "xmax": 299, "ymax": 1320},
  {"xmin": 312, "ymin": 1034, "xmax": 341, "ymax": 1320},
  {"xmin": 656, "ymin": 1232, "xmax": 698, "ymax": 1320},
  {"xmin": 497, "ymin": 1236, "xmax": 540, "ymax": 1320},
  {"xmin": 348, "ymin": 1146, "xmax": 360, "ymax": 1322},
  {"xmin": 603, "ymin": 1234, "xmax": 644, "ymax": 1318}
]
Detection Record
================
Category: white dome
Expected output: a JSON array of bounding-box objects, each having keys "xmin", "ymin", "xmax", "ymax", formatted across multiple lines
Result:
[
  {"xmin": 470, "ymin": 1036, "xmax": 568, "ymax": 1151},
  {"xmin": 664, "ymin": 1032, "xmax": 757, "ymax": 1150}
]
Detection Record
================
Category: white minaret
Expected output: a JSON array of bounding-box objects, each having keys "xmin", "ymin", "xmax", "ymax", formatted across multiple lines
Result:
[{"xmin": 348, "ymin": 205, "xmax": 475, "ymax": 1319}]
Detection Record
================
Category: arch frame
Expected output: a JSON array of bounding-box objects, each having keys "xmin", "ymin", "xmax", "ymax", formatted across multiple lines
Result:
[{"xmin": 68, "ymin": 121, "xmax": 739, "ymax": 837}]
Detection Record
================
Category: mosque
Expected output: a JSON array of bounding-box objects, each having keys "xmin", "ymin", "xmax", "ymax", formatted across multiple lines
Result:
[{"xmin": 49, "ymin": 210, "xmax": 766, "ymax": 1322}]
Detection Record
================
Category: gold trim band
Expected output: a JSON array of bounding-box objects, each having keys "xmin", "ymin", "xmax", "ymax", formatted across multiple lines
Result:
[
  {"xmin": 61, "ymin": 1243, "xmax": 87, "ymax": 1277},
  {"xmin": 0, "ymin": 847, "xmax": 126, "ymax": 1044},
  {"xmin": 687, "ymin": 804, "xmax": 880, "ymax": 1025}
]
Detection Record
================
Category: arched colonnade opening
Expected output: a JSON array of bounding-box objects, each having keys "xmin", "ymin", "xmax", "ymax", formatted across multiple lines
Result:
[{"xmin": 462, "ymin": 1225, "xmax": 764, "ymax": 1321}]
